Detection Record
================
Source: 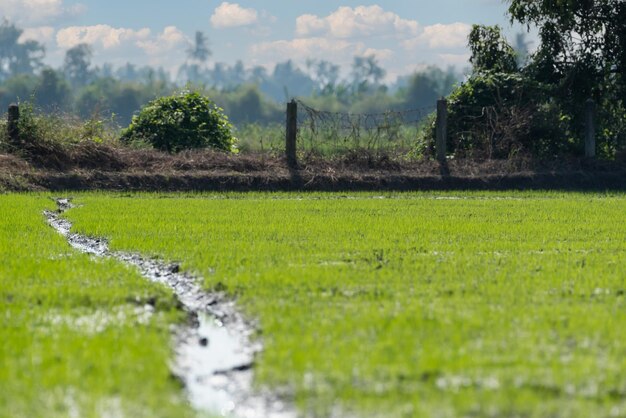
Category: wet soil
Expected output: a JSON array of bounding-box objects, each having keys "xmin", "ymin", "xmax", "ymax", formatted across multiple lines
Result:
[{"xmin": 45, "ymin": 198, "xmax": 295, "ymax": 418}]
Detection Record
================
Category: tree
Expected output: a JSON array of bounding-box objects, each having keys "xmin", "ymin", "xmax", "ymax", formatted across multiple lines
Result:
[
  {"xmin": 351, "ymin": 55, "xmax": 386, "ymax": 95},
  {"xmin": 306, "ymin": 59, "xmax": 340, "ymax": 95},
  {"xmin": 35, "ymin": 68, "xmax": 70, "ymax": 111},
  {"xmin": 0, "ymin": 73, "xmax": 37, "ymax": 110},
  {"xmin": 444, "ymin": 25, "xmax": 562, "ymax": 158},
  {"xmin": 271, "ymin": 60, "xmax": 316, "ymax": 99},
  {"xmin": 250, "ymin": 65, "xmax": 268, "ymax": 83},
  {"xmin": 0, "ymin": 20, "xmax": 45, "ymax": 81},
  {"xmin": 179, "ymin": 31, "xmax": 212, "ymax": 84},
  {"xmin": 403, "ymin": 67, "xmax": 459, "ymax": 109},
  {"xmin": 64, "ymin": 43, "xmax": 93, "ymax": 88},
  {"xmin": 508, "ymin": 0, "xmax": 626, "ymax": 154},
  {"xmin": 508, "ymin": 0, "xmax": 626, "ymax": 95},
  {"xmin": 468, "ymin": 25, "xmax": 518, "ymax": 74},
  {"xmin": 187, "ymin": 31, "xmax": 211, "ymax": 64}
]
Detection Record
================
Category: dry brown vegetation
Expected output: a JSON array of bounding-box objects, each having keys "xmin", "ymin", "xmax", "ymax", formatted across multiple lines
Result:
[{"xmin": 1, "ymin": 141, "xmax": 625, "ymax": 193}]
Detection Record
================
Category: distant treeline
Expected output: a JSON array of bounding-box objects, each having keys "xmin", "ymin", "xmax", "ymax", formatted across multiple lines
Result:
[{"xmin": 0, "ymin": 21, "xmax": 461, "ymax": 127}]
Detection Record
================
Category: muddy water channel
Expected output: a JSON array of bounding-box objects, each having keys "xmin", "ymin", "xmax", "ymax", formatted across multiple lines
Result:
[{"xmin": 45, "ymin": 199, "xmax": 294, "ymax": 418}]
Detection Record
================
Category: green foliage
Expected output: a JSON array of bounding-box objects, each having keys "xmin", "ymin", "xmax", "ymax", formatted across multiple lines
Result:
[
  {"xmin": 469, "ymin": 25, "xmax": 518, "ymax": 73},
  {"xmin": 74, "ymin": 78, "xmax": 149, "ymax": 126},
  {"xmin": 63, "ymin": 43, "xmax": 93, "ymax": 88},
  {"xmin": 446, "ymin": 71, "xmax": 577, "ymax": 158},
  {"xmin": 235, "ymin": 123, "xmax": 284, "ymax": 154},
  {"xmin": 0, "ymin": 73, "xmax": 37, "ymax": 108},
  {"xmin": 122, "ymin": 91, "xmax": 236, "ymax": 153},
  {"xmin": 445, "ymin": 20, "xmax": 626, "ymax": 159},
  {"xmin": 0, "ymin": 20, "xmax": 44, "ymax": 81},
  {"xmin": 7, "ymin": 100, "xmax": 119, "ymax": 153},
  {"xmin": 507, "ymin": 0, "xmax": 626, "ymax": 156},
  {"xmin": 402, "ymin": 68, "xmax": 454, "ymax": 108},
  {"xmin": 35, "ymin": 68, "xmax": 71, "ymax": 112},
  {"xmin": 218, "ymin": 85, "xmax": 282, "ymax": 125}
]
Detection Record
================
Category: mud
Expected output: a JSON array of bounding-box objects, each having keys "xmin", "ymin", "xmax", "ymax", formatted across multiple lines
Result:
[{"xmin": 45, "ymin": 199, "xmax": 295, "ymax": 418}]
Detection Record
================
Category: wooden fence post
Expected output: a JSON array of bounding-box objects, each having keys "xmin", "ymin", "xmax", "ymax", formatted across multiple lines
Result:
[
  {"xmin": 286, "ymin": 99, "xmax": 298, "ymax": 168},
  {"xmin": 8, "ymin": 104, "xmax": 19, "ymax": 144},
  {"xmin": 585, "ymin": 98, "xmax": 596, "ymax": 158},
  {"xmin": 436, "ymin": 98, "xmax": 448, "ymax": 163}
]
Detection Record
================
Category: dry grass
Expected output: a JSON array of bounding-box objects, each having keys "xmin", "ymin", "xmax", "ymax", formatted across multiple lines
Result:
[{"xmin": 3, "ymin": 141, "xmax": 626, "ymax": 178}]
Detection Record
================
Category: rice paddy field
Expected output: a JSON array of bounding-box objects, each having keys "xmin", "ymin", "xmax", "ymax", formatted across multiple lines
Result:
[
  {"xmin": 2, "ymin": 192, "xmax": 626, "ymax": 418},
  {"xmin": 0, "ymin": 196, "xmax": 194, "ymax": 418}
]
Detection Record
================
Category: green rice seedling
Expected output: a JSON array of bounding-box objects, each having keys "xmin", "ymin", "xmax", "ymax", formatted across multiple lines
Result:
[
  {"xmin": 65, "ymin": 191, "xmax": 626, "ymax": 417},
  {"xmin": 0, "ymin": 195, "xmax": 195, "ymax": 418}
]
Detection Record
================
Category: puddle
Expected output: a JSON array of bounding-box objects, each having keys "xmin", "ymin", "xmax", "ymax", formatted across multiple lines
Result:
[
  {"xmin": 44, "ymin": 305, "xmax": 156, "ymax": 335},
  {"xmin": 45, "ymin": 198, "xmax": 295, "ymax": 418}
]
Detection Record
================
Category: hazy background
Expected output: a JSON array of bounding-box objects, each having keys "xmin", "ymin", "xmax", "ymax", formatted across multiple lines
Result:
[
  {"xmin": 1, "ymin": 0, "xmax": 518, "ymax": 77},
  {"xmin": 0, "ymin": 0, "xmax": 532, "ymax": 126}
]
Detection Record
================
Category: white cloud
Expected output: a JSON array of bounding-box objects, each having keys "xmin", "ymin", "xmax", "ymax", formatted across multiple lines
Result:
[
  {"xmin": 250, "ymin": 6, "xmax": 473, "ymax": 80},
  {"xmin": 136, "ymin": 26, "xmax": 188, "ymax": 56},
  {"xmin": 363, "ymin": 48, "xmax": 393, "ymax": 61},
  {"xmin": 210, "ymin": 2, "xmax": 259, "ymax": 29},
  {"xmin": 404, "ymin": 23, "xmax": 472, "ymax": 50},
  {"xmin": 51, "ymin": 25, "xmax": 189, "ymax": 74},
  {"xmin": 437, "ymin": 53, "xmax": 471, "ymax": 66},
  {"xmin": 0, "ymin": 0, "xmax": 85, "ymax": 25},
  {"xmin": 18, "ymin": 26, "xmax": 56, "ymax": 44},
  {"xmin": 56, "ymin": 25, "xmax": 151, "ymax": 49},
  {"xmin": 250, "ymin": 37, "xmax": 394, "ymax": 71},
  {"xmin": 295, "ymin": 6, "xmax": 419, "ymax": 39}
]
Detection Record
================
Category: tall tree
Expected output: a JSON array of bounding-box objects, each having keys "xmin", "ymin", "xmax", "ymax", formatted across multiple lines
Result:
[
  {"xmin": 350, "ymin": 55, "xmax": 386, "ymax": 95},
  {"xmin": 63, "ymin": 43, "xmax": 93, "ymax": 87},
  {"xmin": 180, "ymin": 31, "xmax": 212, "ymax": 84},
  {"xmin": 307, "ymin": 59, "xmax": 340, "ymax": 95},
  {"xmin": 468, "ymin": 25, "xmax": 518, "ymax": 74},
  {"xmin": 187, "ymin": 31, "xmax": 211, "ymax": 63},
  {"xmin": 0, "ymin": 20, "xmax": 45, "ymax": 81},
  {"xmin": 272, "ymin": 60, "xmax": 316, "ymax": 99},
  {"xmin": 36, "ymin": 68, "xmax": 70, "ymax": 111},
  {"xmin": 508, "ymin": 0, "xmax": 626, "ymax": 153},
  {"xmin": 508, "ymin": 0, "xmax": 626, "ymax": 96}
]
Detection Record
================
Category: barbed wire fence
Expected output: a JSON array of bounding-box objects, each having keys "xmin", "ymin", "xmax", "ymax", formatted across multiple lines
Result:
[
  {"xmin": 282, "ymin": 96, "xmax": 599, "ymax": 167},
  {"xmin": 291, "ymin": 99, "xmax": 436, "ymax": 159}
]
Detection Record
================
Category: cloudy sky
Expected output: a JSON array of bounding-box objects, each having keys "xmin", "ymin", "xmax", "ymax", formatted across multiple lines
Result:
[{"xmin": 1, "ymin": 0, "xmax": 522, "ymax": 80}]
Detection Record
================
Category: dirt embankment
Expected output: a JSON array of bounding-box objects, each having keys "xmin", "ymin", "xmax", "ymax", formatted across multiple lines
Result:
[{"xmin": 2, "ymin": 146, "xmax": 625, "ymax": 192}]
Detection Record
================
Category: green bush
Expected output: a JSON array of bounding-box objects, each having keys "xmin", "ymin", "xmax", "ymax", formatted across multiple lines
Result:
[
  {"xmin": 7, "ymin": 100, "xmax": 118, "ymax": 147},
  {"xmin": 121, "ymin": 91, "xmax": 236, "ymax": 153},
  {"xmin": 444, "ymin": 71, "xmax": 579, "ymax": 159}
]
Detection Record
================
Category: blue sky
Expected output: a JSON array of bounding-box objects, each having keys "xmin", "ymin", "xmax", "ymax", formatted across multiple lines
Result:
[{"xmin": 1, "ymin": 0, "xmax": 523, "ymax": 80}]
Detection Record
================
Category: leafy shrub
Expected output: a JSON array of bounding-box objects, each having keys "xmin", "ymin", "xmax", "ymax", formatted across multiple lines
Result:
[
  {"xmin": 0, "ymin": 100, "xmax": 123, "ymax": 169},
  {"xmin": 7, "ymin": 100, "xmax": 118, "ymax": 146},
  {"xmin": 441, "ymin": 67, "xmax": 588, "ymax": 159},
  {"xmin": 121, "ymin": 91, "xmax": 236, "ymax": 153}
]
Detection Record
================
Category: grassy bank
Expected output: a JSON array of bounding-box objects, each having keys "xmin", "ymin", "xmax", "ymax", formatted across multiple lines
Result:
[
  {"xmin": 64, "ymin": 192, "xmax": 626, "ymax": 417},
  {"xmin": 0, "ymin": 195, "xmax": 195, "ymax": 418}
]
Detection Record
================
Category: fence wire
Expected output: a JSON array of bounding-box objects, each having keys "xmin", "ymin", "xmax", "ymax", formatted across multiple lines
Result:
[{"xmin": 295, "ymin": 100, "xmax": 436, "ymax": 156}]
